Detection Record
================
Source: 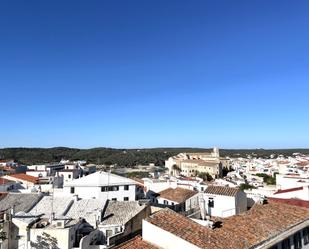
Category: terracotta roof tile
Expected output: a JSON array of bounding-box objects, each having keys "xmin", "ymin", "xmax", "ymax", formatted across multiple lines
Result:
[
  {"xmin": 268, "ymin": 197, "xmax": 309, "ymax": 208},
  {"xmin": 205, "ymin": 186, "xmax": 240, "ymax": 196},
  {"xmin": 146, "ymin": 202, "xmax": 309, "ymax": 249},
  {"xmin": 9, "ymin": 173, "xmax": 39, "ymax": 184},
  {"xmin": 113, "ymin": 236, "xmax": 158, "ymax": 249},
  {"xmin": 158, "ymin": 187, "xmax": 198, "ymax": 203}
]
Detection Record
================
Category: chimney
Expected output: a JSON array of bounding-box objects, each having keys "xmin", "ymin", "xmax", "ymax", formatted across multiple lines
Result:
[
  {"xmin": 73, "ymin": 194, "xmax": 79, "ymax": 201},
  {"xmin": 10, "ymin": 205, "xmax": 15, "ymax": 216},
  {"xmin": 205, "ymin": 215, "xmax": 215, "ymax": 229},
  {"xmin": 50, "ymin": 212, "xmax": 55, "ymax": 223}
]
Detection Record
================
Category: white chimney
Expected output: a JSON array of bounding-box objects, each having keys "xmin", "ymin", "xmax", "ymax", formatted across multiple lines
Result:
[{"xmin": 199, "ymin": 195, "xmax": 206, "ymax": 220}]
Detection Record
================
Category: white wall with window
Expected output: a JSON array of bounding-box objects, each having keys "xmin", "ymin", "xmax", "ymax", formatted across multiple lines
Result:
[{"xmin": 63, "ymin": 172, "xmax": 139, "ymax": 201}]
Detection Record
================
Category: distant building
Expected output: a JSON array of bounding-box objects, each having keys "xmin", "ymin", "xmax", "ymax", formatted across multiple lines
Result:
[
  {"xmin": 3, "ymin": 173, "xmax": 40, "ymax": 189},
  {"xmin": 165, "ymin": 148, "xmax": 222, "ymax": 179}
]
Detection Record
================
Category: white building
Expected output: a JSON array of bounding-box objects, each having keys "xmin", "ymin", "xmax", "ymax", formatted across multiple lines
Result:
[
  {"xmin": 201, "ymin": 186, "xmax": 247, "ymax": 217},
  {"xmin": 165, "ymin": 148, "xmax": 222, "ymax": 178},
  {"xmin": 59, "ymin": 169, "xmax": 80, "ymax": 182},
  {"xmin": 272, "ymin": 185, "xmax": 309, "ymax": 201},
  {"xmin": 63, "ymin": 171, "xmax": 139, "ymax": 201},
  {"xmin": 276, "ymin": 173, "xmax": 309, "ymax": 190}
]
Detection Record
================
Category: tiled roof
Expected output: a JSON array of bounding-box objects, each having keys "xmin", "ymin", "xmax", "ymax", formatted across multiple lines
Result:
[
  {"xmin": 101, "ymin": 201, "xmax": 148, "ymax": 226},
  {"xmin": 113, "ymin": 236, "xmax": 158, "ymax": 249},
  {"xmin": 65, "ymin": 198, "xmax": 105, "ymax": 226},
  {"xmin": 274, "ymin": 186, "xmax": 306, "ymax": 194},
  {"xmin": 205, "ymin": 186, "xmax": 240, "ymax": 196},
  {"xmin": 146, "ymin": 202, "xmax": 309, "ymax": 249},
  {"xmin": 27, "ymin": 196, "xmax": 74, "ymax": 218},
  {"xmin": 0, "ymin": 193, "xmax": 43, "ymax": 212},
  {"xmin": 8, "ymin": 173, "xmax": 39, "ymax": 184},
  {"xmin": 268, "ymin": 197, "xmax": 309, "ymax": 208},
  {"xmin": 158, "ymin": 188, "xmax": 198, "ymax": 203}
]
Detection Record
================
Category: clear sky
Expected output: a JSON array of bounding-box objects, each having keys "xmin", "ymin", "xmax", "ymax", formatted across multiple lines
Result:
[{"xmin": 1, "ymin": 0, "xmax": 309, "ymax": 149}]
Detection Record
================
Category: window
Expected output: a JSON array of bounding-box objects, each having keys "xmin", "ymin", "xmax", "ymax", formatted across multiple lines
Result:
[
  {"xmin": 293, "ymin": 232, "xmax": 302, "ymax": 249},
  {"xmin": 208, "ymin": 198, "xmax": 214, "ymax": 208},
  {"xmin": 163, "ymin": 200, "xmax": 168, "ymax": 205},
  {"xmin": 68, "ymin": 174, "xmax": 71, "ymax": 179},
  {"xmin": 124, "ymin": 197, "xmax": 129, "ymax": 201},
  {"xmin": 101, "ymin": 186, "xmax": 119, "ymax": 192},
  {"xmin": 303, "ymin": 227, "xmax": 309, "ymax": 245},
  {"xmin": 124, "ymin": 185, "xmax": 129, "ymax": 190},
  {"xmin": 112, "ymin": 186, "xmax": 119, "ymax": 191},
  {"xmin": 106, "ymin": 230, "xmax": 113, "ymax": 237},
  {"xmin": 282, "ymin": 238, "xmax": 291, "ymax": 249},
  {"xmin": 171, "ymin": 202, "xmax": 175, "ymax": 206},
  {"xmin": 70, "ymin": 187, "xmax": 75, "ymax": 194},
  {"xmin": 111, "ymin": 198, "xmax": 117, "ymax": 201}
]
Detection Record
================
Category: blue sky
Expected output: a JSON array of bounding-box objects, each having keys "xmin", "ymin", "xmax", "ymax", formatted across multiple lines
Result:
[{"xmin": 1, "ymin": 0, "xmax": 309, "ymax": 149}]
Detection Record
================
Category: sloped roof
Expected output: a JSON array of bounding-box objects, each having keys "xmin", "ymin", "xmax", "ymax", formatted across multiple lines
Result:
[
  {"xmin": 64, "ymin": 171, "xmax": 138, "ymax": 187},
  {"xmin": 27, "ymin": 196, "xmax": 74, "ymax": 218},
  {"xmin": 0, "ymin": 193, "xmax": 43, "ymax": 212},
  {"xmin": 268, "ymin": 197, "xmax": 309, "ymax": 208},
  {"xmin": 114, "ymin": 236, "xmax": 158, "ymax": 249},
  {"xmin": 100, "ymin": 201, "xmax": 147, "ymax": 226},
  {"xmin": 158, "ymin": 187, "xmax": 198, "ymax": 203},
  {"xmin": 8, "ymin": 173, "xmax": 39, "ymax": 184},
  {"xmin": 205, "ymin": 186, "xmax": 240, "ymax": 196},
  {"xmin": 65, "ymin": 198, "xmax": 106, "ymax": 225},
  {"xmin": 146, "ymin": 202, "xmax": 309, "ymax": 249}
]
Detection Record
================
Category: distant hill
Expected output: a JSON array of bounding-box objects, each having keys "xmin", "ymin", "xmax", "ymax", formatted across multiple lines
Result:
[{"xmin": 0, "ymin": 147, "xmax": 308, "ymax": 166}]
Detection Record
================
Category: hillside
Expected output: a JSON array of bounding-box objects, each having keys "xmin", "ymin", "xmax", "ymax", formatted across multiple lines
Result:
[{"xmin": 0, "ymin": 147, "xmax": 308, "ymax": 166}]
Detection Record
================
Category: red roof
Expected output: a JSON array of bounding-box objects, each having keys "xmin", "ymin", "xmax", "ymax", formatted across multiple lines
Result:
[
  {"xmin": 274, "ymin": 186, "xmax": 306, "ymax": 195},
  {"xmin": 269, "ymin": 197, "xmax": 309, "ymax": 208},
  {"xmin": 296, "ymin": 161, "xmax": 309, "ymax": 166},
  {"xmin": 114, "ymin": 236, "xmax": 158, "ymax": 249},
  {"xmin": 8, "ymin": 173, "xmax": 39, "ymax": 184},
  {"xmin": 179, "ymin": 177, "xmax": 198, "ymax": 181}
]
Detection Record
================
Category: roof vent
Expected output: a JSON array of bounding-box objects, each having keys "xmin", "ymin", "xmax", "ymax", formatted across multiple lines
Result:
[{"xmin": 205, "ymin": 215, "xmax": 215, "ymax": 229}]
